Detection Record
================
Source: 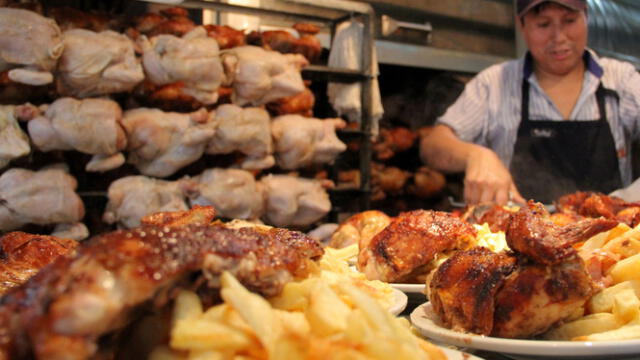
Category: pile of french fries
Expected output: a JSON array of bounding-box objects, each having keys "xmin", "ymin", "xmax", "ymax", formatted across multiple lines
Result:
[
  {"xmin": 150, "ymin": 271, "xmax": 445, "ymax": 360},
  {"xmin": 545, "ymin": 223, "xmax": 640, "ymax": 341}
]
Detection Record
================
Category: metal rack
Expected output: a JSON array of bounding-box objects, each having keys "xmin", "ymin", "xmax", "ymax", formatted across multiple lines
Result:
[{"xmin": 141, "ymin": 0, "xmax": 378, "ymax": 219}]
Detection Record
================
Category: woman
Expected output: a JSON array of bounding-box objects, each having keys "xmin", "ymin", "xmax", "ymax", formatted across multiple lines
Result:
[{"xmin": 420, "ymin": 0, "xmax": 640, "ymax": 204}]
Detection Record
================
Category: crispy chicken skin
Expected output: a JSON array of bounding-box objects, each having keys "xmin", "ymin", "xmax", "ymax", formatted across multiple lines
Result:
[
  {"xmin": 555, "ymin": 191, "xmax": 640, "ymax": 227},
  {"xmin": 429, "ymin": 201, "xmax": 617, "ymax": 338},
  {"xmin": 0, "ymin": 232, "xmax": 77, "ymax": 295},
  {"xmin": 506, "ymin": 202, "xmax": 618, "ymax": 265},
  {"xmin": 0, "ymin": 207, "xmax": 323, "ymax": 360},
  {"xmin": 429, "ymin": 247, "xmax": 516, "ymax": 334},
  {"xmin": 492, "ymin": 259, "xmax": 594, "ymax": 338},
  {"xmin": 358, "ymin": 210, "xmax": 477, "ymax": 283}
]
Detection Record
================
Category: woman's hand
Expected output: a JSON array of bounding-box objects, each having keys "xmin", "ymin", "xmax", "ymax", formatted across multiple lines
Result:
[{"xmin": 464, "ymin": 146, "xmax": 525, "ymax": 205}]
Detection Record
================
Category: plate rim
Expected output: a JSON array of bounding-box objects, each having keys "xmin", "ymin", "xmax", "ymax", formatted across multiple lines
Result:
[
  {"xmin": 410, "ymin": 302, "xmax": 640, "ymax": 357},
  {"xmin": 388, "ymin": 288, "xmax": 408, "ymax": 316},
  {"xmin": 390, "ymin": 282, "xmax": 426, "ymax": 293}
]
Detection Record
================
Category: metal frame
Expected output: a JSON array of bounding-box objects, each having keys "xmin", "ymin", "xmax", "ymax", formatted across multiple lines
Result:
[{"xmin": 140, "ymin": 0, "xmax": 377, "ymax": 216}]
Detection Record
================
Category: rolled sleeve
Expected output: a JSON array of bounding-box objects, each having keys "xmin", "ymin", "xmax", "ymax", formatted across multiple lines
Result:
[{"xmin": 436, "ymin": 74, "xmax": 491, "ymax": 146}]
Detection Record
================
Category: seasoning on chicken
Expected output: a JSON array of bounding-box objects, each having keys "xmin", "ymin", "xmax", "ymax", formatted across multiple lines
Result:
[
  {"xmin": 428, "ymin": 201, "xmax": 618, "ymax": 338},
  {"xmin": 0, "ymin": 206, "xmax": 323, "ymax": 360},
  {"xmin": 0, "ymin": 232, "xmax": 77, "ymax": 295},
  {"xmin": 358, "ymin": 209, "xmax": 477, "ymax": 283}
]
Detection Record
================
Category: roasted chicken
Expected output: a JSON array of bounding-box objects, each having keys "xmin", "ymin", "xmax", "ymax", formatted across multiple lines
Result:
[
  {"xmin": 429, "ymin": 201, "xmax": 618, "ymax": 338},
  {"xmin": 328, "ymin": 210, "xmax": 391, "ymax": 249},
  {"xmin": 0, "ymin": 232, "xmax": 77, "ymax": 295},
  {"xmin": 555, "ymin": 191, "xmax": 640, "ymax": 227},
  {"xmin": 358, "ymin": 210, "xmax": 477, "ymax": 283},
  {"xmin": 0, "ymin": 207, "xmax": 323, "ymax": 360}
]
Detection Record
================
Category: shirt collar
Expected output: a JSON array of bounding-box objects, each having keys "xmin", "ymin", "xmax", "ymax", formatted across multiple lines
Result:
[{"xmin": 522, "ymin": 49, "xmax": 604, "ymax": 79}]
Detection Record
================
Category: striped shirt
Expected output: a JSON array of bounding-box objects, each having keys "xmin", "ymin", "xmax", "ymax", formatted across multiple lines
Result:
[{"xmin": 437, "ymin": 49, "xmax": 640, "ymax": 186}]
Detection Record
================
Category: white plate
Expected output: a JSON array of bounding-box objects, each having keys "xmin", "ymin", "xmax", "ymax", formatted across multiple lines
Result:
[
  {"xmin": 391, "ymin": 283, "xmax": 426, "ymax": 294},
  {"xmin": 410, "ymin": 302, "xmax": 640, "ymax": 359},
  {"xmin": 439, "ymin": 346, "xmax": 485, "ymax": 360},
  {"xmin": 349, "ymin": 265, "xmax": 426, "ymax": 294},
  {"xmin": 388, "ymin": 288, "xmax": 408, "ymax": 316}
]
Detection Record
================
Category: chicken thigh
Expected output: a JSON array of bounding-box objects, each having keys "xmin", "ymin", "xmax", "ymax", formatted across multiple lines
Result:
[
  {"xmin": 260, "ymin": 174, "xmax": 331, "ymax": 228},
  {"xmin": 206, "ymin": 104, "xmax": 274, "ymax": 170},
  {"xmin": 221, "ymin": 45, "xmax": 308, "ymax": 106},
  {"xmin": 122, "ymin": 108, "xmax": 216, "ymax": 177},
  {"xmin": 23, "ymin": 98, "xmax": 127, "ymax": 172},
  {"xmin": 271, "ymin": 115, "xmax": 346, "ymax": 170},
  {"xmin": 0, "ymin": 8, "xmax": 63, "ymax": 86},
  {"xmin": 103, "ymin": 175, "xmax": 196, "ymax": 229},
  {"xmin": 190, "ymin": 168, "xmax": 265, "ymax": 220},
  {"xmin": 57, "ymin": 29, "xmax": 144, "ymax": 97},
  {"xmin": 0, "ymin": 167, "xmax": 85, "ymax": 233},
  {"xmin": 140, "ymin": 26, "xmax": 224, "ymax": 105}
]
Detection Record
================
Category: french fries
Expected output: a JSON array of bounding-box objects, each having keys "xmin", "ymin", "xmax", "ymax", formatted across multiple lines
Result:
[
  {"xmin": 545, "ymin": 223, "xmax": 640, "ymax": 341},
  {"xmin": 152, "ymin": 271, "xmax": 443, "ymax": 360}
]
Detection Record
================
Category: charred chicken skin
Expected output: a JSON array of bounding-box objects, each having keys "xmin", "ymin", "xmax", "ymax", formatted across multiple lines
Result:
[
  {"xmin": 0, "ymin": 232, "xmax": 77, "ymax": 295},
  {"xmin": 0, "ymin": 206, "xmax": 323, "ymax": 360},
  {"xmin": 358, "ymin": 209, "xmax": 477, "ymax": 283},
  {"xmin": 429, "ymin": 201, "xmax": 617, "ymax": 338},
  {"xmin": 555, "ymin": 191, "xmax": 640, "ymax": 227}
]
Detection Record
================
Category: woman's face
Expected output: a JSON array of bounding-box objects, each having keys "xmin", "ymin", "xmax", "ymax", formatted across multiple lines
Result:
[{"xmin": 521, "ymin": 3, "xmax": 588, "ymax": 76}]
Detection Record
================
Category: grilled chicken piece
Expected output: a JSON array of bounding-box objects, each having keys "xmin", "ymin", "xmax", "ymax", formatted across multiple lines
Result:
[
  {"xmin": 492, "ymin": 258, "xmax": 594, "ymax": 338},
  {"xmin": 506, "ymin": 201, "xmax": 618, "ymax": 265},
  {"xmin": 461, "ymin": 204, "xmax": 516, "ymax": 233},
  {"xmin": 0, "ymin": 208, "xmax": 323, "ymax": 360},
  {"xmin": 139, "ymin": 205, "xmax": 216, "ymax": 228},
  {"xmin": 358, "ymin": 210, "xmax": 477, "ymax": 283},
  {"xmin": 328, "ymin": 210, "xmax": 391, "ymax": 249},
  {"xmin": 429, "ymin": 201, "xmax": 617, "ymax": 338},
  {"xmin": 428, "ymin": 247, "xmax": 516, "ymax": 335},
  {"xmin": 204, "ymin": 24, "xmax": 245, "ymax": 49},
  {"xmin": 555, "ymin": 191, "xmax": 640, "ymax": 227},
  {"xmin": 0, "ymin": 232, "xmax": 77, "ymax": 295}
]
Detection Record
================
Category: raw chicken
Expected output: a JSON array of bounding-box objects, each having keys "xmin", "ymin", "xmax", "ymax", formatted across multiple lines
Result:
[
  {"xmin": 271, "ymin": 115, "xmax": 346, "ymax": 169},
  {"xmin": 0, "ymin": 167, "xmax": 85, "ymax": 232},
  {"xmin": 140, "ymin": 26, "xmax": 224, "ymax": 105},
  {"xmin": 103, "ymin": 175, "xmax": 196, "ymax": 229},
  {"xmin": 22, "ymin": 98, "xmax": 127, "ymax": 172},
  {"xmin": 122, "ymin": 108, "xmax": 216, "ymax": 177},
  {"xmin": 0, "ymin": 105, "xmax": 30, "ymax": 169},
  {"xmin": 0, "ymin": 8, "xmax": 63, "ymax": 86},
  {"xmin": 206, "ymin": 104, "xmax": 274, "ymax": 170},
  {"xmin": 260, "ymin": 174, "xmax": 332, "ymax": 228},
  {"xmin": 190, "ymin": 168, "xmax": 265, "ymax": 220},
  {"xmin": 57, "ymin": 28, "xmax": 144, "ymax": 97},
  {"xmin": 221, "ymin": 45, "xmax": 308, "ymax": 106}
]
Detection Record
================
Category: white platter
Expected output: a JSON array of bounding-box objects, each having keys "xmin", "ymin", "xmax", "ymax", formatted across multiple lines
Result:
[
  {"xmin": 439, "ymin": 346, "xmax": 485, "ymax": 360},
  {"xmin": 388, "ymin": 288, "xmax": 408, "ymax": 316},
  {"xmin": 390, "ymin": 283, "xmax": 426, "ymax": 294},
  {"xmin": 410, "ymin": 302, "xmax": 640, "ymax": 359}
]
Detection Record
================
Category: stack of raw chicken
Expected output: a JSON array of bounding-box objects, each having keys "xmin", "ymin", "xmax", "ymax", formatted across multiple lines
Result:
[{"xmin": 0, "ymin": 4, "xmax": 346, "ymax": 238}]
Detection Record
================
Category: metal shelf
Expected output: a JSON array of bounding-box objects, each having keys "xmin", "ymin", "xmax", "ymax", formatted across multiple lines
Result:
[{"xmin": 302, "ymin": 65, "xmax": 368, "ymax": 83}]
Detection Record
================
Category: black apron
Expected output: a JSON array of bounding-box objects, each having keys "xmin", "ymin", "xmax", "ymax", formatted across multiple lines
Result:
[{"xmin": 510, "ymin": 79, "xmax": 623, "ymax": 204}]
